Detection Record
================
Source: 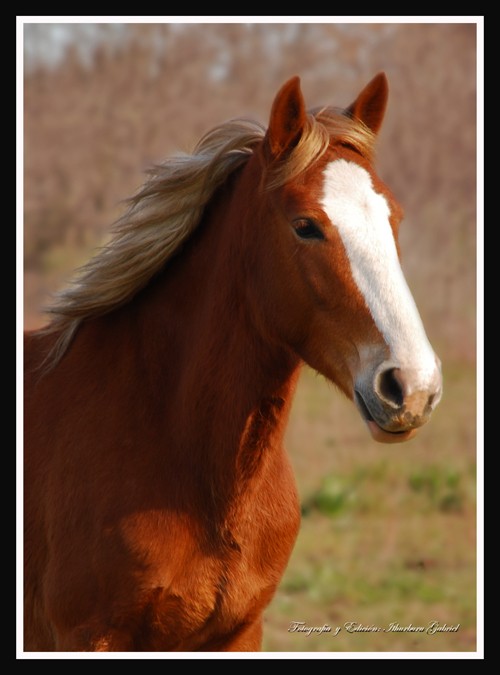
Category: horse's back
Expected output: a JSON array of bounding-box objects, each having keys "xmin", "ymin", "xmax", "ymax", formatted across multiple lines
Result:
[
  {"xmin": 24, "ymin": 329, "xmax": 57, "ymax": 649},
  {"xmin": 24, "ymin": 329, "xmax": 60, "ymax": 470}
]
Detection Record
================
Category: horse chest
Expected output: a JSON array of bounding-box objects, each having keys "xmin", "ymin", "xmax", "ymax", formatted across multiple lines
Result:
[{"xmin": 123, "ymin": 472, "xmax": 300, "ymax": 650}]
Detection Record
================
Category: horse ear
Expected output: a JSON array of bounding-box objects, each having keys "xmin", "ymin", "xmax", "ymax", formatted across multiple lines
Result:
[
  {"xmin": 345, "ymin": 72, "xmax": 389, "ymax": 134},
  {"xmin": 264, "ymin": 76, "xmax": 307, "ymax": 161}
]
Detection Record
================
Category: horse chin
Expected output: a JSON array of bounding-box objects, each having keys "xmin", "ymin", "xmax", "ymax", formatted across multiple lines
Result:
[{"xmin": 365, "ymin": 420, "xmax": 419, "ymax": 444}]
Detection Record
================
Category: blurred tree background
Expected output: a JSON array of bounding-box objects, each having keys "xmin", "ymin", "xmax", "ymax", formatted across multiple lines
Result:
[{"xmin": 22, "ymin": 21, "xmax": 479, "ymax": 653}]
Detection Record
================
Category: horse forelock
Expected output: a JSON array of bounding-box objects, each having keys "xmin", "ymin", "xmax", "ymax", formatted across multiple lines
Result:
[{"xmin": 264, "ymin": 106, "xmax": 376, "ymax": 190}]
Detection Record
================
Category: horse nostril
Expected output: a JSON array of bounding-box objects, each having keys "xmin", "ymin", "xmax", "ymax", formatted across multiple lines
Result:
[{"xmin": 377, "ymin": 367, "xmax": 405, "ymax": 408}]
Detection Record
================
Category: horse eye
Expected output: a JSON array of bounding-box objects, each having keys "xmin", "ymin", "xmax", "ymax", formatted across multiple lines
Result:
[{"xmin": 293, "ymin": 219, "xmax": 325, "ymax": 241}]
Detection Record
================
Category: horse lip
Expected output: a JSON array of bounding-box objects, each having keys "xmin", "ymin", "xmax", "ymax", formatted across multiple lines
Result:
[
  {"xmin": 354, "ymin": 389, "xmax": 414, "ymax": 439},
  {"xmin": 365, "ymin": 421, "xmax": 418, "ymax": 444},
  {"xmin": 354, "ymin": 390, "xmax": 375, "ymax": 423}
]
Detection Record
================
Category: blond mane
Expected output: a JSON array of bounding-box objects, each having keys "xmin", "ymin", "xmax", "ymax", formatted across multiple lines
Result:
[{"xmin": 40, "ymin": 107, "xmax": 375, "ymax": 365}]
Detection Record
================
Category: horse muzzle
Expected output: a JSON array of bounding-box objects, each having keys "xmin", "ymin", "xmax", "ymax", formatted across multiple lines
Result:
[{"xmin": 354, "ymin": 358, "xmax": 443, "ymax": 444}]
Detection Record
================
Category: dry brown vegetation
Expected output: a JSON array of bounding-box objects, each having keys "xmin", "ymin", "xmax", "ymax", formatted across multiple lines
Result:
[{"xmin": 22, "ymin": 22, "xmax": 479, "ymax": 654}]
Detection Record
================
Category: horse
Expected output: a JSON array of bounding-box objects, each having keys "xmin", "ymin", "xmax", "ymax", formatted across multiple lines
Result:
[{"xmin": 24, "ymin": 73, "xmax": 443, "ymax": 652}]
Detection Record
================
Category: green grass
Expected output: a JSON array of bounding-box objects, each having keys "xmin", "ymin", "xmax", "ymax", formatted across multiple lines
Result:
[{"xmin": 262, "ymin": 360, "xmax": 477, "ymax": 653}]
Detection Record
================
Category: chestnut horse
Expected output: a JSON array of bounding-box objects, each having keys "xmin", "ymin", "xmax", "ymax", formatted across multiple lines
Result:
[{"xmin": 24, "ymin": 73, "xmax": 442, "ymax": 652}]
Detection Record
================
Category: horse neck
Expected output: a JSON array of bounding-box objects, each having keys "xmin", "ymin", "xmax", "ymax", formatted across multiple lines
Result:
[
  {"xmin": 154, "ymin": 167, "xmax": 300, "ymax": 423},
  {"xmin": 86, "ymin": 163, "xmax": 301, "ymax": 513}
]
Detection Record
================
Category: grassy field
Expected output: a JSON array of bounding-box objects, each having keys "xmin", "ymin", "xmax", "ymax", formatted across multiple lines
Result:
[{"xmin": 262, "ymin": 362, "xmax": 477, "ymax": 653}]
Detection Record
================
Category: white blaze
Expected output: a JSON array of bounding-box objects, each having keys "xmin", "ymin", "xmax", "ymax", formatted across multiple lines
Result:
[{"xmin": 320, "ymin": 159, "xmax": 436, "ymax": 390}]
